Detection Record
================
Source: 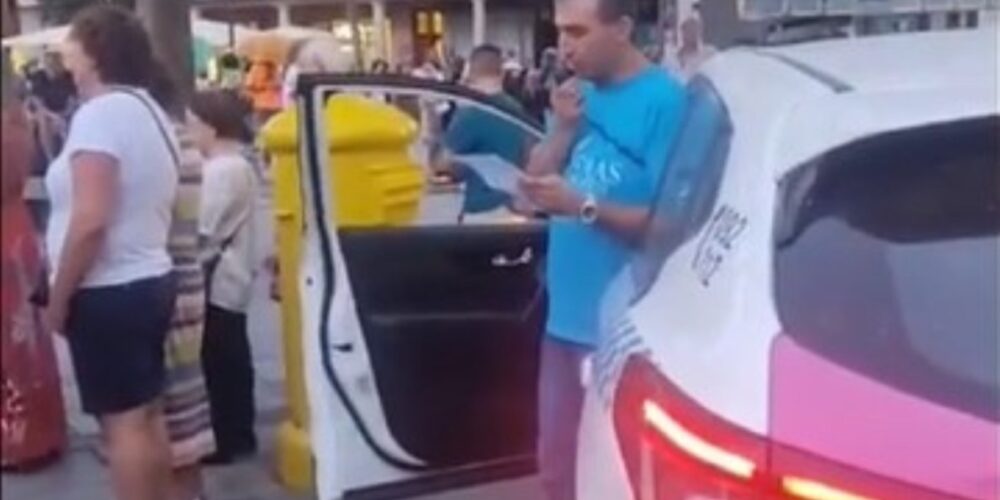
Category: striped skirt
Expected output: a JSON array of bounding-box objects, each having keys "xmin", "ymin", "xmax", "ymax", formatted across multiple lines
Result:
[{"xmin": 163, "ymin": 259, "xmax": 215, "ymax": 467}]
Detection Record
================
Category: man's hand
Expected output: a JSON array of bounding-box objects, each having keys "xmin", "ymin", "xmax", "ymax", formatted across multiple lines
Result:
[
  {"xmin": 525, "ymin": 80, "xmax": 582, "ymax": 177},
  {"xmin": 519, "ymin": 174, "xmax": 583, "ymax": 217},
  {"xmin": 551, "ymin": 79, "xmax": 583, "ymax": 132}
]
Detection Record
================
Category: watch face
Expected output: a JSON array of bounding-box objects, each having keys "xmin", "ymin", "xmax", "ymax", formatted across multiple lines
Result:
[{"xmin": 581, "ymin": 197, "xmax": 599, "ymax": 224}]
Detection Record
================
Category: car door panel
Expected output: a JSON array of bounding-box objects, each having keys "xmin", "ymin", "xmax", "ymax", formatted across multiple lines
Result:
[
  {"xmin": 296, "ymin": 75, "xmax": 548, "ymax": 497},
  {"xmin": 338, "ymin": 224, "xmax": 547, "ymax": 467}
]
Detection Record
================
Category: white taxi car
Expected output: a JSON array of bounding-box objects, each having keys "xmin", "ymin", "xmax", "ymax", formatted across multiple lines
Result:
[
  {"xmin": 290, "ymin": 25, "xmax": 997, "ymax": 500},
  {"xmin": 576, "ymin": 27, "xmax": 999, "ymax": 500}
]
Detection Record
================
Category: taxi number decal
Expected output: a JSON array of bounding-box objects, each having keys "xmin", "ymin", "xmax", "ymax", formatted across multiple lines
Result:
[{"xmin": 692, "ymin": 205, "xmax": 748, "ymax": 287}]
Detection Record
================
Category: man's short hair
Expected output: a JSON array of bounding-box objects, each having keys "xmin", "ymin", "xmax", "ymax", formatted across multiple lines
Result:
[
  {"xmin": 470, "ymin": 44, "xmax": 503, "ymax": 64},
  {"xmin": 597, "ymin": 0, "xmax": 641, "ymax": 22},
  {"xmin": 556, "ymin": 0, "xmax": 642, "ymax": 23},
  {"xmin": 469, "ymin": 44, "xmax": 503, "ymax": 74}
]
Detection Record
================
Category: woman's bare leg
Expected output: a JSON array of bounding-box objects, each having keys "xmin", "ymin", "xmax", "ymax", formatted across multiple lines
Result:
[{"xmin": 101, "ymin": 402, "xmax": 171, "ymax": 500}]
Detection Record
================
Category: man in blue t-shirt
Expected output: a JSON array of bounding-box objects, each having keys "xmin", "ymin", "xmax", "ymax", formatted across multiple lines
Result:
[{"xmin": 519, "ymin": 0, "xmax": 685, "ymax": 498}]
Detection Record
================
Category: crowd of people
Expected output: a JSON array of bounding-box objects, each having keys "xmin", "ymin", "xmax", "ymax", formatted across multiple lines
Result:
[
  {"xmin": 0, "ymin": 0, "xmax": 717, "ymax": 499},
  {"xmin": 3, "ymin": 6, "xmax": 269, "ymax": 500}
]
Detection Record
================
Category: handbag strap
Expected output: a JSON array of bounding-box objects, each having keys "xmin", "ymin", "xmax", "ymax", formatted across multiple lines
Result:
[{"xmin": 110, "ymin": 86, "xmax": 182, "ymax": 170}]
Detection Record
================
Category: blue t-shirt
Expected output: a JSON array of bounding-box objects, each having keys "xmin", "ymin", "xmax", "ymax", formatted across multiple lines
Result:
[{"xmin": 546, "ymin": 66, "xmax": 685, "ymax": 347}]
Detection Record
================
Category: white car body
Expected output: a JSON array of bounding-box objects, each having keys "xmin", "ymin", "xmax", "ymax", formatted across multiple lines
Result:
[
  {"xmin": 292, "ymin": 26, "xmax": 997, "ymax": 500},
  {"xmin": 578, "ymin": 27, "xmax": 998, "ymax": 500}
]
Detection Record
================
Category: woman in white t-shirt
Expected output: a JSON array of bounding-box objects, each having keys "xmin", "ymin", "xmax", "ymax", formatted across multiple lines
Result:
[
  {"xmin": 44, "ymin": 6, "xmax": 177, "ymax": 500},
  {"xmin": 188, "ymin": 90, "xmax": 261, "ymax": 465}
]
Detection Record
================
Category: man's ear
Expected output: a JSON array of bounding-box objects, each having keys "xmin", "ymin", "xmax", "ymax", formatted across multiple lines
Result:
[{"xmin": 617, "ymin": 16, "xmax": 636, "ymax": 44}]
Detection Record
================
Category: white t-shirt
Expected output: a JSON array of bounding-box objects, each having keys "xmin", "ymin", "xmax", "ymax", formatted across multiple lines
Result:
[
  {"xmin": 45, "ymin": 88, "xmax": 178, "ymax": 288},
  {"xmin": 200, "ymin": 152, "xmax": 258, "ymax": 312}
]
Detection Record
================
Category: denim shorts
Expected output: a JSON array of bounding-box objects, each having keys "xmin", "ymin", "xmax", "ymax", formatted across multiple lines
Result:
[{"xmin": 66, "ymin": 273, "xmax": 176, "ymax": 415}]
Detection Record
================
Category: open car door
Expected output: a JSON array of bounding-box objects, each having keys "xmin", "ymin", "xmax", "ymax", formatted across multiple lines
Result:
[{"xmin": 294, "ymin": 75, "xmax": 547, "ymax": 499}]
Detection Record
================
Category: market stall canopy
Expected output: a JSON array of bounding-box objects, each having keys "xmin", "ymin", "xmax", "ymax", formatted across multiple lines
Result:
[
  {"xmin": 1, "ymin": 25, "xmax": 68, "ymax": 49},
  {"xmin": 2, "ymin": 19, "xmax": 258, "ymax": 49},
  {"xmin": 236, "ymin": 26, "xmax": 340, "ymax": 64},
  {"xmin": 191, "ymin": 19, "xmax": 260, "ymax": 48}
]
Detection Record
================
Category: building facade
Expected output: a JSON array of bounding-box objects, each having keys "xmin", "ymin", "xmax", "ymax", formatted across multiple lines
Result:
[
  {"xmin": 190, "ymin": 0, "xmax": 557, "ymax": 68},
  {"xmin": 12, "ymin": 0, "xmax": 42, "ymax": 35},
  {"xmin": 3, "ymin": 0, "xmax": 19, "ymax": 37}
]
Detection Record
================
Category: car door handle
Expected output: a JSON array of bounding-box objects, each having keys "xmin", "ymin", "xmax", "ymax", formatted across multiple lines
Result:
[{"xmin": 491, "ymin": 248, "xmax": 534, "ymax": 268}]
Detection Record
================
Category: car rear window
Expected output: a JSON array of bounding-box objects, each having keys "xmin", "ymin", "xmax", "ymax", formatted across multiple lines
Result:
[{"xmin": 775, "ymin": 117, "xmax": 999, "ymax": 422}]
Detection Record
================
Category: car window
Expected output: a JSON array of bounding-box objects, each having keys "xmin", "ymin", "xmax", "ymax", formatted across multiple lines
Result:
[
  {"xmin": 319, "ymin": 86, "xmax": 543, "ymax": 230},
  {"xmin": 775, "ymin": 117, "xmax": 999, "ymax": 422},
  {"xmin": 630, "ymin": 77, "xmax": 734, "ymax": 299},
  {"xmin": 416, "ymin": 93, "xmax": 543, "ymax": 228}
]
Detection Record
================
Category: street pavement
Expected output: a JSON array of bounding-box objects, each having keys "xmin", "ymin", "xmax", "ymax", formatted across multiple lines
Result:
[
  {"xmin": 1, "ymin": 276, "xmax": 543, "ymax": 500},
  {"xmin": 1, "ymin": 219, "xmax": 543, "ymax": 500}
]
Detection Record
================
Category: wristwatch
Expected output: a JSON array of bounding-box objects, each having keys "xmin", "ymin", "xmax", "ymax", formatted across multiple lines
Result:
[{"xmin": 579, "ymin": 194, "xmax": 599, "ymax": 225}]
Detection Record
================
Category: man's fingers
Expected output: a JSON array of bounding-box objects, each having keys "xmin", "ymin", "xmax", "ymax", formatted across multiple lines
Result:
[
  {"xmin": 519, "ymin": 174, "xmax": 557, "ymax": 192},
  {"xmin": 558, "ymin": 77, "xmax": 578, "ymax": 93},
  {"xmin": 519, "ymin": 175, "xmax": 543, "ymax": 190}
]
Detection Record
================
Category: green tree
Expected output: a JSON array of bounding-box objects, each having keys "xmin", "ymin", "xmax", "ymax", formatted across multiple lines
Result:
[{"xmin": 137, "ymin": 0, "xmax": 194, "ymax": 99}]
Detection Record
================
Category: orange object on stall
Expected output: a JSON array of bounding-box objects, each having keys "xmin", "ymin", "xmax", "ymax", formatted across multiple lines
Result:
[
  {"xmin": 245, "ymin": 60, "xmax": 283, "ymax": 114},
  {"xmin": 1, "ymin": 103, "xmax": 66, "ymax": 470}
]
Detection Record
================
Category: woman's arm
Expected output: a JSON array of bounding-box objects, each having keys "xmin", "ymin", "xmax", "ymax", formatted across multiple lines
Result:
[{"xmin": 46, "ymin": 152, "xmax": 118, "ymax": 333}]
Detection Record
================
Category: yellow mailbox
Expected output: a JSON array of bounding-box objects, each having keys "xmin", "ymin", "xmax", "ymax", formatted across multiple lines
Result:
[{"xmin": 260, "ymin": 95, "xmax": 423, "ymax": 492}]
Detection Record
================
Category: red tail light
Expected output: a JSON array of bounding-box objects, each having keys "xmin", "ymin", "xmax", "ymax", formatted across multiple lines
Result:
[
  {"xmin": 614, "ymin": 356, "xmax": 773, "ymax": 500},
  {"xmin": 642, "ymin": 399, "xmax": 757, "ymax": 480},
  {"xmin": 613, "ymin": 356, "xmax": 940, "ymax": 500}
]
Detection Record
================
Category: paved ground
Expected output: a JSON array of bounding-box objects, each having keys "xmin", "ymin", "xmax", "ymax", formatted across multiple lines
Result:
[
  {"xmin": 1, "ymin": 427, "xmax": 543, "ymax": 500},
  {"xmin": 2, "ymin": 277, "xmax": 543, "ymax": 500},
  {"xmin": 2, "ymin": 201, "xmax": 544, "ymax": 499}
]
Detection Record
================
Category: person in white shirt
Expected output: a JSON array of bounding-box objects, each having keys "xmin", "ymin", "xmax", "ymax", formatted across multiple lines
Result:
[
  {"xmin": 44, "ymin": 6, "xmax": 177, "ymax": 500},
  {"xmin": 188, "ymin": 90, "xmax": 260, "ymax": 466},
  {"xmin": 662, "ymin": 14, "xmax": 717, "ymax": 81}
]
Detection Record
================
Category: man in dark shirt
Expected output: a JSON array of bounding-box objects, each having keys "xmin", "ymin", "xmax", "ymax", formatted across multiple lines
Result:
[
  {"xmin": 30, "ymin": 52, "xmax": 76, "ymax": 116},
  {"xmin": 436, "ymin": 44, "xmax": 529, "ymax": 215}
]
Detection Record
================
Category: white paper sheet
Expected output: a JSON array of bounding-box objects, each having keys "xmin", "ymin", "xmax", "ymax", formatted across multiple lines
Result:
[{"xmin": 452, "ymin": 154, "xmax": 524, "ymax": 196}]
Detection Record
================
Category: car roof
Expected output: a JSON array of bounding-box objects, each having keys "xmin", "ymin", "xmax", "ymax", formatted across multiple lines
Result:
[
  {"xmin": 761, "ymin": 27, "xmax": 996, "ymax": 93},
  {"xmin": 702, "ymin": 27, "xmax": 998, "ymax": 180}
]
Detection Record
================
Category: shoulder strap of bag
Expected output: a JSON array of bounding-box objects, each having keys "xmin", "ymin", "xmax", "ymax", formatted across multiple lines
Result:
[{"xmin": 110, "ymin": 86, "xmax": 182, "ymax": 170}]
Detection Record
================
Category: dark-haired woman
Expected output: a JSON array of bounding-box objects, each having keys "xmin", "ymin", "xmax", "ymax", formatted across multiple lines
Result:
[
  {"xmin": 189, "ymin": 90, "xmax": 260, "ymax": 465},
  {"xmin": 44, "ymin": 6, "xmax": 177, "ymax": 500}
]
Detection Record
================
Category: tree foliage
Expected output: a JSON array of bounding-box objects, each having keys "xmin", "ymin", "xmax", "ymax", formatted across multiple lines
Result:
[{"xmin": 40, "ymin": 0, "xmax": 136, "ymax": 24}]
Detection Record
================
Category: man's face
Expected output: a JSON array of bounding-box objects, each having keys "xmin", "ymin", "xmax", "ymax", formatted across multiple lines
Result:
[
  {"xmin": 681, "ymin": 18, "xmax": 701, "ymax": 47},
  {"xmin": 555, "ymin": 0, "xmax": 630, "ymax": 81},
  {"xmin": 467, "ymin": 54, "xmax": 502, "ymax": 86},
  {"xmin": 43, "ymin": 52, "xmax": 64, "ymax": 75}
]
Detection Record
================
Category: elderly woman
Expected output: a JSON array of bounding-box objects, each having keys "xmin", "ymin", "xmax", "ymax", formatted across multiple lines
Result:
[
  {"xmin": 44, "ymin": 6, "xmax": 178, "ymax": 500},
  {"xmin": 146, "ymin": 66, "xmax": 215, "ymax": 500}
]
